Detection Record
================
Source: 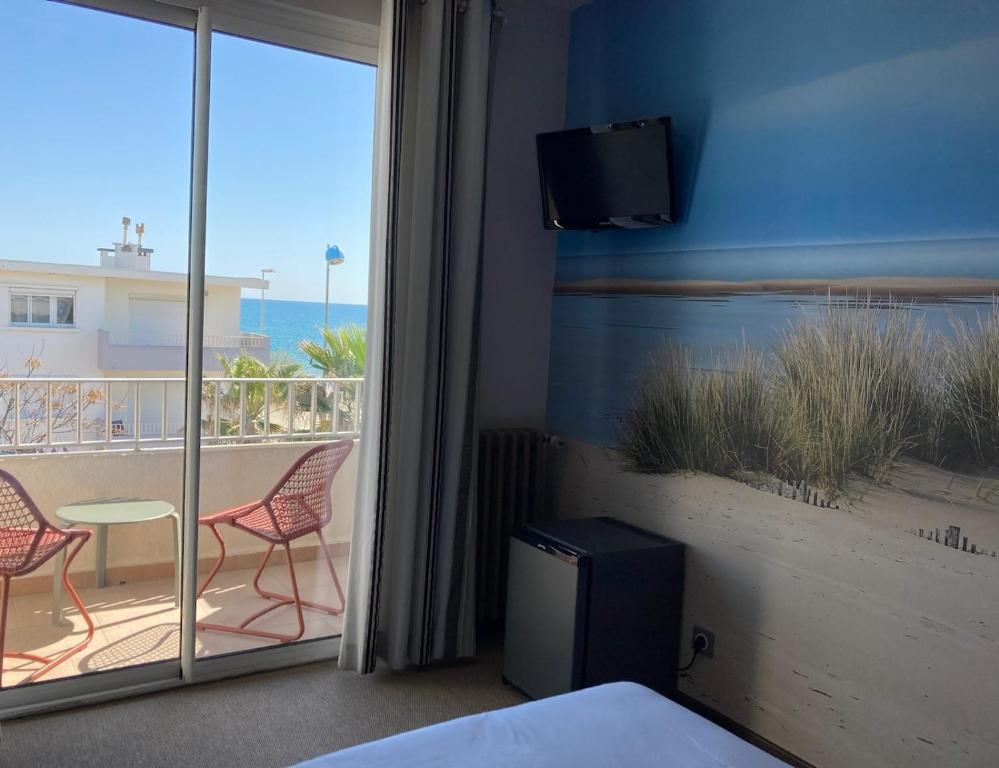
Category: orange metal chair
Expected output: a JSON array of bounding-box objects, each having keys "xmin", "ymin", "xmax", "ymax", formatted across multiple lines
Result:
[
  {"xmin": 0, "ymin": 470, "xmax": 95, "ymax": 688},
  {"xmin": 196, "ymin": 441, "xmax": 354, "ymax": 642}
]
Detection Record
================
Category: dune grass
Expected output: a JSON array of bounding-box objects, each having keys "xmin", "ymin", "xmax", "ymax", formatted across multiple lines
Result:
[
  {"xmin": 771, "ymin": 300, "xmax": 934, "ymax": 491},
  {"xmin": 620, "ymin": 344, "xmax": 772, "ymax": 476},
  {"xmin": 621, "ymin": 298, "xmax": 999, "ymax": 496},
  {"xmin": 941, "ymin": 302, "xmax": 999, "ymax": 466}
]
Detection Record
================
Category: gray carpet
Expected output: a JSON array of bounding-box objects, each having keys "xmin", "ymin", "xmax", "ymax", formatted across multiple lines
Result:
[{"xmin": 0, "ymin": 643, "xmax": 526, "ymax": 768}]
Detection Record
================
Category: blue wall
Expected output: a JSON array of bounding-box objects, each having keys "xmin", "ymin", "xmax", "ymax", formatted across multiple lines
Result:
[
  {"xmin": 558, "ymin": 0, "xmax": 999, "ymax": 272},
  {"xmin": 548, "ymin": 0, "xmax": 999, "ymax": 444}
]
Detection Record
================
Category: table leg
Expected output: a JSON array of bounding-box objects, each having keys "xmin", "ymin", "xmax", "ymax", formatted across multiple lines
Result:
[
  {"xmin": 95, "ymin": 524, "xmax": 109, "ymax": 589},
  {"xmin": 171, "ymin": 512, "xmax": 181, "ymax": 608},
  {"xmin": 51, "ymin": 548, "xmax": 68, "ymax": 627}
]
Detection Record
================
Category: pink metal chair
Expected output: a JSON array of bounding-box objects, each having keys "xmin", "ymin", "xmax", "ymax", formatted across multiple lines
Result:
[
  {"xmin": 0, "ymin": 470, "xmax": 95, "ymax": 688},
  {"xmin": 196, "ymin": 441, "xmax": 353, "ymax": 642}
]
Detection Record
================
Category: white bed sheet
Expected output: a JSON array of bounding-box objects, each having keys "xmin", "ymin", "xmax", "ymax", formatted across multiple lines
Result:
[{"xmin": 293, "ymin": 681, "xmax": 791, "ymax": 768}]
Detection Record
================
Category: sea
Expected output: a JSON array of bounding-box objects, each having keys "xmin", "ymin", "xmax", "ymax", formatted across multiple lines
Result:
[
  {"xmin": 240, "ymin": 293, "xmax": 998, "ymax": 447},
  {"xmin": 547, "ymin": 292, "xmax": 999, "ymax": 447},
  {"xmin": 240, "ymin": 298, "xmax": 367, "ymax": 366}
]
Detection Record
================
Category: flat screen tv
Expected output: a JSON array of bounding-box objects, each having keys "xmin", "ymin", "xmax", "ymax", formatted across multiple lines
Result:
[{"xmin": 537, "ymin": 117, "xmax": 675, "ymax": 231}]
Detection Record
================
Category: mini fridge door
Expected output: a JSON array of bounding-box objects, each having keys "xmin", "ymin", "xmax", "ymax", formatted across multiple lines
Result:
[{"xmin": 503, "ymin": 534, "xmax": 587, "ymax": 699}]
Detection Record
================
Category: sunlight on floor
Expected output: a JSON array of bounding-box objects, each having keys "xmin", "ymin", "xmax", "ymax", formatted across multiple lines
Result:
[{"xmin": 1, "ymin": 556, "xmax": 347, "ymax": 688}]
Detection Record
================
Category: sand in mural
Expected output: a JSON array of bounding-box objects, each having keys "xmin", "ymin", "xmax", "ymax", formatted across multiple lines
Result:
[{"xmin": 547, "ymin": 271, "xmax": 999, "ymax": 765}]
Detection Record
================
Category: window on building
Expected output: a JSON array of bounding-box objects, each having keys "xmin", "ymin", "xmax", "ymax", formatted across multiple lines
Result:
[
  {"xmin": 56, "ymin": 295, "xmax": 75, "ymax": 325},
  {"xmin": 9, "ymin": 291, "xmax": 75, "ymax": 327},
  {"xmin": 10, "ymin": 295, "xmax": 28, "ymax": 324}
]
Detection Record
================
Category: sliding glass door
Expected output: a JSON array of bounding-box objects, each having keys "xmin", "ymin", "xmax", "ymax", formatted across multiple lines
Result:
[
  {"xmin": 0, "ymin": 0, "xmax": 377, "ymax": 714},
  {"xmin": 0, "ymin": 0, "xmax": 193, "ymax": 700},
  {"xmin": 194, "ymin": 31, "xmax": 374, "ymax": 663}
]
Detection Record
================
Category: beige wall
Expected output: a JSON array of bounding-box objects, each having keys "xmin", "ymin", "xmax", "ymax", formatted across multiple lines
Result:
[
  {"xmin": 1, "ymin": 441, "xmax": 357, "ymax": 580},
  {"xmin": 550, "ymin": 439, "xmax": 999, "ymax": 768},
  {"xmin": 477, "ymin": 0, "xmax": 570, "ymax": 430},
  {"xmin": 0, "ymin": 273, "xmax": 105, "ymax": 377},
  {"xmin": 208, "ymin": 284, "xmax": 243, "ymax": 338},
  {"xmin": 104, "ymin": 278, "xmax": 243, "ymax": 341},
  {"xmin": 0, "ymin": 273, "xmax": 245, "ymax": 379}
]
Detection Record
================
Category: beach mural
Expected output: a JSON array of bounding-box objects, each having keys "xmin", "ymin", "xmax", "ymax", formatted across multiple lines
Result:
[
  {"xmin": 551, "ymin": 255, "xmax": 999, "ymax": 541},
  {"xmin": 550, "ymin": 265, "xmax": 999, "ymax": 768},
  {"xmin": 551, "ymin": 249, "xmax": 999, "ymax": 556},
  {"xmin": 546, "ymin": 2, "xmax": 999, "ymax": 766},
  {"xmin": 549, "ymin": 240, "xmax": 999, "ymax": 447}
]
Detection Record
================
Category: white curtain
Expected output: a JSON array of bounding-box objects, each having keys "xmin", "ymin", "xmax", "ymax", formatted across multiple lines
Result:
[
  {"xmin": 338, "ymin": 0, "xmax": 396, "ymax": 673},
  {"xmin": 340, "ymin": 0, "xmax": 494, "ymax": 672}
]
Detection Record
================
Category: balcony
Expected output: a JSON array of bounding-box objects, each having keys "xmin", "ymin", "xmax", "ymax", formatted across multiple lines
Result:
[
  {"xmin": 0, "ymin": 376, "xmax": 361, "ymax": 688},
  {"xmin": 97, "ymin": 330, "xmax": 271, "ymax": 372},
  {"xmin": 0, "ymin": 375, "xmax": 362, "ymax": 450}
]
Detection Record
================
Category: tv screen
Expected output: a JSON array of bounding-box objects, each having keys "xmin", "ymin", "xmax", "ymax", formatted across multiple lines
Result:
[{"xmin": 537, "ymin": 117, "xmax": 674, "ymax": 231}]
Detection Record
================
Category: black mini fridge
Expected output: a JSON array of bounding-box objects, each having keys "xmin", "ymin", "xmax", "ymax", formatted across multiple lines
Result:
[{"xmin": 503, "ymin": 516, "xmax": 684, "ymax": 700}]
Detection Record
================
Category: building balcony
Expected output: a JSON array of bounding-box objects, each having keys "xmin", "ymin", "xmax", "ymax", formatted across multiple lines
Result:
[
  {"xmin": 0, "ymin": 376, "xmax": 362, "ymax": 688},
  {"xmin": 97, "ymin": 330, "xmax": 270, "ymax": 372},
  {"xmin": 0, "ymin": 442, "xmax": 356, "ymax": 686}
]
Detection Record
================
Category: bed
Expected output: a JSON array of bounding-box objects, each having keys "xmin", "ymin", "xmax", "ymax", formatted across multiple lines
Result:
[{"xmin": 293, "ymin": 681, "xmax": 791, "ymax": 767}]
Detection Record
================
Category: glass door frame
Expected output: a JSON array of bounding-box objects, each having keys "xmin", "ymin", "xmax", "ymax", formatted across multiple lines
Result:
[{"xmin": 0, "ymin": 0, "xmax": 379, "ymax": 718}]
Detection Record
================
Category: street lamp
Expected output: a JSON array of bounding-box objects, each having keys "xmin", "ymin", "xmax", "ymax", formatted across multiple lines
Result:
[
  {"xmin": 324, "ymin": 244, "xmax": 345, "ymax": 328},
  {"xmin": 259, "ymin": 268, "xmax": 275, "ymax": 334}
]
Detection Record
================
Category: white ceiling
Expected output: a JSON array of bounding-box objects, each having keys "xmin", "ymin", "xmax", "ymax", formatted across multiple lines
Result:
[
  {"xmin": 538, "ymin": 0, "xmax": 593, "ymax": 9},
  {"xmin": 261, "ymin": 1, "xmax": 591, "ymax": 30},
  {"xmin": 277, "ymin": 0, "xmax": 380, "ymax": 27}
]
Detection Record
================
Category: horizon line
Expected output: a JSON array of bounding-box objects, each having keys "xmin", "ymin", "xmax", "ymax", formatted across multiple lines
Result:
[
  {"xmin": 241, "ymin": 296, "xmax": 368, "ymax": 307},
  {"xmin": 555, "ymin": 276, "xmax": 999, "ymax": 299}
]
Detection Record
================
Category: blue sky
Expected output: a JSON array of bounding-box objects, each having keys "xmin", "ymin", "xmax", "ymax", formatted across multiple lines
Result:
[{"xmin": 0, "ymin": 0, "xmax": 375, "ymax": 304}]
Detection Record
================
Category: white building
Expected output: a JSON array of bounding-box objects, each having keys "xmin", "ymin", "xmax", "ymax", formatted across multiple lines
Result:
[{"xmin": 0, "ymin": 220, "xmax": 269, "ymax": 378}]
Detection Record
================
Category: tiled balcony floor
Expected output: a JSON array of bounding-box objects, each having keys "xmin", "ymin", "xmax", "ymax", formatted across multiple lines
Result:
[{"xmin": 1, "ymin": 555, "xmax": 347, "ymax": 688}]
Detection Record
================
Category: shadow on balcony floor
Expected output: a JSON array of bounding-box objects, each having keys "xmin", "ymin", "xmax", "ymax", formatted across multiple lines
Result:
[{"xmin": 1, "ymin": 555, "xmax": 347, "ymax": 686}]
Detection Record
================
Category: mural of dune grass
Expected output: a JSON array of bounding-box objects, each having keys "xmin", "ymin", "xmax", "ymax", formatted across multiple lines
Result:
[{"xmin": 621, "ymin": 298, "xmax": 999, "ymax": 496}]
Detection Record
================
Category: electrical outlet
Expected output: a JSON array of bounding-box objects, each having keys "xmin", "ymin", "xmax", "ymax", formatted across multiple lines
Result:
[{"xmin": 692, "ymin": 626, "xmax": 715, "ymax": 658}]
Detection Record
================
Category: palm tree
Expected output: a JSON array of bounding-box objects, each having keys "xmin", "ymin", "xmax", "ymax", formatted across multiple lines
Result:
[
  {"xmin": 298, "ymin": 325, "xmax": 366, "ymax": 433},
  {"xmin": 211, "ymin": 352, "xmax": 305, "ymax": 435},
  {"xmin": 298, "ymin": 324, "xmax": 366, "ymax": 377}
]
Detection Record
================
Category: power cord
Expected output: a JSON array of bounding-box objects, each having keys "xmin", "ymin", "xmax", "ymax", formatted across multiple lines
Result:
[
  {"xmin": 677, "ymin": 647, "xmax": 700, "ymax": 673},
  {"xmin": 677, "ymin": 633, "xmax": 710, "ymax": 673}
]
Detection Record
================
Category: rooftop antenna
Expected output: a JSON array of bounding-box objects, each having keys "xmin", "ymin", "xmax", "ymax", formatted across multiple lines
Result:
[
  {"xmin": 121, "ymin": 216, "xmax": 131, "ymax": 245},
  {"xmin": 136, "ymin": 222, "xmax": 145, "ymax": 249}
]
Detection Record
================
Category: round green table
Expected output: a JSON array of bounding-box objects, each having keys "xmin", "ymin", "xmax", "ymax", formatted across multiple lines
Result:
[{"xmin": 51, "ymin": 498, "xmax": 180, "ymax": 626}]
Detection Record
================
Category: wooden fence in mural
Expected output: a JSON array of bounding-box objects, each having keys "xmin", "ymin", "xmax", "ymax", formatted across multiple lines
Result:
[
  {"xmin": 743, "ymin": 474, "xmax": 997, "ymax": 559},
  {"xmin": 907, "ymin": 525, "xmax": 998, "ymax": 558},
  {"xmin": 740, "ymin": 475, "xmax": 841, "ymax": 510}
]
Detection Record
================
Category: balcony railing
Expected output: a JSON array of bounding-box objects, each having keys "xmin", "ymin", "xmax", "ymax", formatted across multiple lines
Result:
[
  {"xmin": 0, "ymin": 376, "xmax": 363, "ymax": 452},
  {"xmin": 106, "ymin": 332, "xmax": 268, "ymax": 349}
]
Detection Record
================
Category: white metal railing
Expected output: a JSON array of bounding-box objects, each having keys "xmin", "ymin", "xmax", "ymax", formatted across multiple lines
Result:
[
  {"xmin": 107, "ymin": 332, "xmax": 268, "ymax": 349},
  {"xmin": 0, "ymin": 376, "xmax": 362, "ymax": 452}
]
